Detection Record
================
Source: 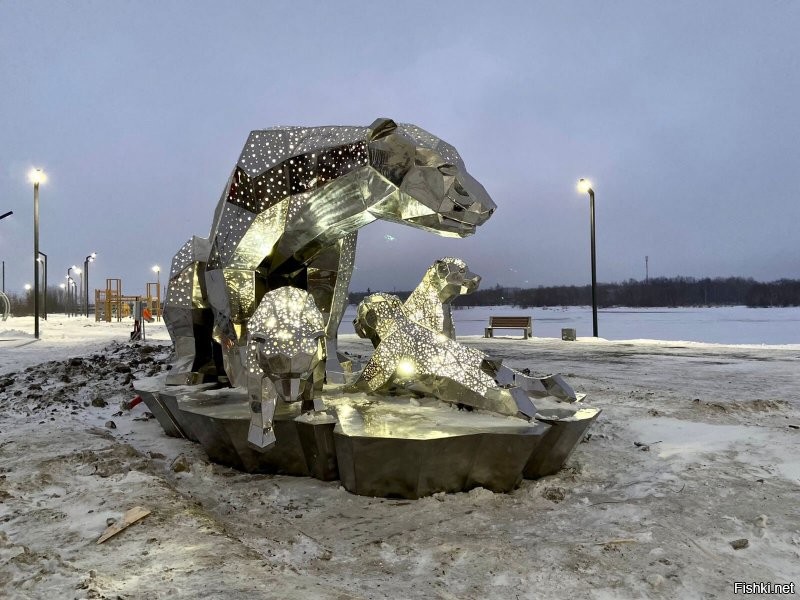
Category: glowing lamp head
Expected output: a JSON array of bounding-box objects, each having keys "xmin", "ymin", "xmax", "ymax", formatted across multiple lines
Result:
[
  {"xmin": 59, "ymin": 283, "xmax": 66, "ymax": 289},
  {"xmin": 24, "ymin": 284, "xmax": 31, "ymax": 291},
  {"xmin": 28, "ymin": 168, "xmax": 46, "ymax": 185},
  {"xmin": 152, "ymin": 265, "xmax": 160, "ymax": 273},
  {"xmin": 577, "ymin": 178, "xmax": 593, "ymax": 194},
  {"xmin": 73, "ymin": 267, "xmax": 82, "ymax": 275}
]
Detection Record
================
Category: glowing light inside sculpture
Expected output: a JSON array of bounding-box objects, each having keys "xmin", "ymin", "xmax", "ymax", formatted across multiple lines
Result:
[
  {"xmin": 163, "ymin": 118, "xmax": 495, "ymax": 388},
  {"xmin": 145, "ymin": 119, "xmax": 601, "ymax": 498},
  {"xmin": 396, "ymin": 359, "xmax": 416, "ymax": 377},
  {"xmin": 350, "ymin": 290, "xmax": 538, "ymax": 419},
  {"xmin": 245, "ymin": 286, "xmax": 325, "ymax": 450}
]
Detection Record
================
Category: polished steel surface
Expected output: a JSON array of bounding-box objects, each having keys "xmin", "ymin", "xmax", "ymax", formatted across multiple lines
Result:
[
  {"xmin": 403, "ymin": 257, "xmax": 480, "ymax": 339},
  {"xmin": 350, "ymin": 292, "xmax": 537, "ymax": 419},
  {"xmin": 164, "ymin": 118, "xmax": 495, "ymax": 387},
  {"xmin": 153, "ymin": 119, "xmax": 599, "ymax": 497},
  {"xmin": 245, "ymin": 286, "xmax": 325, "ymax": 450}
]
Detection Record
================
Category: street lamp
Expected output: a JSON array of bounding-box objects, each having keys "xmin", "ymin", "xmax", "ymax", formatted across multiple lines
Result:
[
  {"xmin": 577, "ymin": 178, "xmax": 598, "ymax": 337},
  {"xmin": 66, "ymin": 268, "xmax": 74, "ymax": 317},
  {"xmin": 29, "ymin": 168, "xmax": 45, "ymax": 338},
  {"xmin": 73, "ymin": 266, "xmax": 82, "ymax": 317},
  {"xmin": 37, "ymin": 252, "xmax": 48, "ymax": 320},
  {"xmin": 84, "ymin": 252, "xmax": 96, "ymax": 318},
  {"xmin": 152, "ymin": 265, "xmax": 161, "ymax": 321},
  {"xmin": 0, "ymin": 211, "xmax": 10, "ymax": 293}
]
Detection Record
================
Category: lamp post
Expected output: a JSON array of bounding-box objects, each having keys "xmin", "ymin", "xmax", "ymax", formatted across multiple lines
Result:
[
  {"xmin": 37, "ymin": 252, "xmax": 48, "ymax": 320},
  {"xmin": 84, "ymin": 252, "xmax": 96, "ymax": 318},
  {"xmin": 152, "ymin": 265, "xmax": 161, "ymax": 321},
  {"xmin": 29, "ymin": 169, "xmax": 45, "ymax": 338},
  {"xmin": 66, "ymin": 268, "xmax": 74, "ymax": 317},
  {"xmin": 68, "ymin": 278, "xmax": 76, "ymax": 315},
  {"xmin": 1, "ymin": 211, "xmax": 12, "ymax": 293},
  {"xmin": 577, "ymin": 178, "xmax": 598, "ymax": 337},
  {"xmin": 73, "ymin": 265, "xmax": 82, "ymax": 317}
]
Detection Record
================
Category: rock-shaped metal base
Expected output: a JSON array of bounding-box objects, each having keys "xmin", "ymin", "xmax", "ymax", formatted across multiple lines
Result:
[
  {"xmin": 525, "ymin": 403, "xmax": 601, "ymax": 478},
  {"xmin": 134, "ymin": 375, "xmax": 216, "ymax": 440},
  {"xmin": 134, "ymin": 378, "xmax": 338, "ymax": 478},
  {"xmin": 330, "ymin": 397, "xmax": 550, "ymax": 498},
  {"xmin": 178, "ymin": 389, "xmax": 310, "ymax": 475},
  {"xmin": 135, "ymin": 378, "xmax": 599, "ymax": 498}
]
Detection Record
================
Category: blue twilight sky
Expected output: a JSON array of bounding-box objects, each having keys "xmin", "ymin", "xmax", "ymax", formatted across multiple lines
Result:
[{"xmin": 1, "ymin": 0, "xmax": 798, "ymax": 296}]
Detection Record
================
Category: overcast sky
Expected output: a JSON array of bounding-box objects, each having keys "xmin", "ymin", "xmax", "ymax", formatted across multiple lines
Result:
[{"xmin": 1, "ymin": 0, "xmax": 798, "ymax": 297}]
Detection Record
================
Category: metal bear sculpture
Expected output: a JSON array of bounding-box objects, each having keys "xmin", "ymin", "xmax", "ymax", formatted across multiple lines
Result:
[
  {"xmin": 245, "ymin": 286, "xmax": 325, "ymax": 450},
  {"xmin": 350, "ymin": 292, "xmax": 538, "ymax": 419},
  {"xmin": 163, "ymin": 118, "xmax": 496, "ymax": 388}
]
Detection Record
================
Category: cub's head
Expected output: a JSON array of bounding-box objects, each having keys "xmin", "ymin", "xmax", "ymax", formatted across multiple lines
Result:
[
  {"xmin": 426, "ymin": 257, "xmax": 481, "ymax": 303},
  {"xmin": 246, "ymin": 287, "xmax": 325, "ymax": 379},
  {"xmin": 366, "ymin": 118, "xmax": 496, "ymax": 238},
  {"xmin": 353, "ymin": 292, "xmax": 406, "ymax": 347}
]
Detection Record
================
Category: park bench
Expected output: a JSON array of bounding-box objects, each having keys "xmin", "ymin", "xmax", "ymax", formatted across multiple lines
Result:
[{"xmin": 484, "ymin": 316, "xmax": 533, "ymax": 339}]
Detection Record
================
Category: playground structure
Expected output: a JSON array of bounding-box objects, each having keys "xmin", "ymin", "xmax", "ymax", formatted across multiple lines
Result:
[{"xmin": 94, "ymin": 278, "xmax": 161, "ymax": 322}]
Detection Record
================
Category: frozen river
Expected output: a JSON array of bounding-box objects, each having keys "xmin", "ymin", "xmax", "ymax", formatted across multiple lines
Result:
[{"xmin": 341, "ymin": 305, "xmax": 800, "ymax": 345}]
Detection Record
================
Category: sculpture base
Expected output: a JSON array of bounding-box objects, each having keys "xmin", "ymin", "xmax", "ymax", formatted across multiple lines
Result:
[
  {"xmin": 134, "ymin": 378, "xmax": 599, "ymax": 499},
  {"xmin": 328, "ymin": 395, "xmax": 550, "ymax": 498}
]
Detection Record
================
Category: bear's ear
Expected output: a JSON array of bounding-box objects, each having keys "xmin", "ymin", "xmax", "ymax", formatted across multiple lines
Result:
[{"xmin": 368, "ymin": 118, "xmax": 397, "ymax": 141}]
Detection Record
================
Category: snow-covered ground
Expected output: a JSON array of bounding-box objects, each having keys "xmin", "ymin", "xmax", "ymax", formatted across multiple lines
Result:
[{"xmin": 1, "ymin": 314, "xmax": 799, "ymax": 599}]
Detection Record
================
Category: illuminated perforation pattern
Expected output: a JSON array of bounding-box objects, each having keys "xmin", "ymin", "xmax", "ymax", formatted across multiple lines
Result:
[
  {"xmin": 237, "ymin": 126, "xmax": 368, "ymax": 181},
  {"xmin": 293, "ymin": 126, "xmax": 366, "ymax": 155},
  {"xmin": 166, "ymin": 265, "xmax": 195, "ymax": 308},
  {"xmin": 287, "ymin": 192, "xmax": 311, "ymax": 221},
  {"xmin": 226, "ymin": 166, "xmax": 291, "ymax": 215},
  {"xmin": 169, "ymin": 239, "xmax": 195, "ymax": 280},
  {"xmin": 165, "ymin": 120, "xmax": 498, "ymax": 388},
  {"xmin": 317, "ymin": 142, "xmax": 368, "ymax": 186},
  {"xmin": 360, "ymin": 317, "xmax": 495, "ymax": 399},
  {"xmin": 398, "ymin": 124, "xmax": 464, "ymax": 168},
  {"xmin": 404, "ymin": 257, "xmax": 480, "ymax": 337},
  {"xmin": 286, "ymin": 153, "xmax": 317, "ymax": 195},
  {"xmin": 208, "ymin": 204, "xmax": 256, "ymax": 268},
  {"xmin": 246, "ymin": 287, "xmax": 325, "ymax": 378},
  {"xmin": 353, "ymin": 293, "xmax": 405, "ymax": 345},
  {"xmin": 354, "ymin": 292, "xmax": 507, "ymax": 409},
  {"xmin": 238, "ymin": 129, "xmax": 296, "ymax": 177}
]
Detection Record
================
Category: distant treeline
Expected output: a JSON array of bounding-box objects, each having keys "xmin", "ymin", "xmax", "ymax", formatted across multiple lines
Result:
[
  {"xmin": 348, "ymin": 277, "xmax": 800, "ymax": 308},
  {"xmin": 3, "ymin": 287, "xmax": 75, "ymax": 316}
]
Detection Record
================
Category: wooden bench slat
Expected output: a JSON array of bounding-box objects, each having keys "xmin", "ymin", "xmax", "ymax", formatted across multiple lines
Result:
[{"xmin": 489, "ymin": 317, "xmax": 531, "ymax": 326}]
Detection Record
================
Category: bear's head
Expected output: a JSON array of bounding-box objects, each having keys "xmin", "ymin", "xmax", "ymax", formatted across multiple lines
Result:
[
  {"xmin": 427, "ymin": 257, "xmax": 481, "ymax": 303},
  {"xmin": 246, "ymin": 287, "xmax": 325, "ymax": 381},
  {"xmin": 366, "ymin": 118, "xmax": 496, "ymax": 238},
  {"xmin": 353, "ymin": 292, "xmax": 406, "ymax": 347}
]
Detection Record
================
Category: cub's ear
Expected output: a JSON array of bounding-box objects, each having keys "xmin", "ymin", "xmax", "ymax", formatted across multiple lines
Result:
[{"xmin": 368, "ymin": 118, "xmax": 397, "ymax": 141}]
